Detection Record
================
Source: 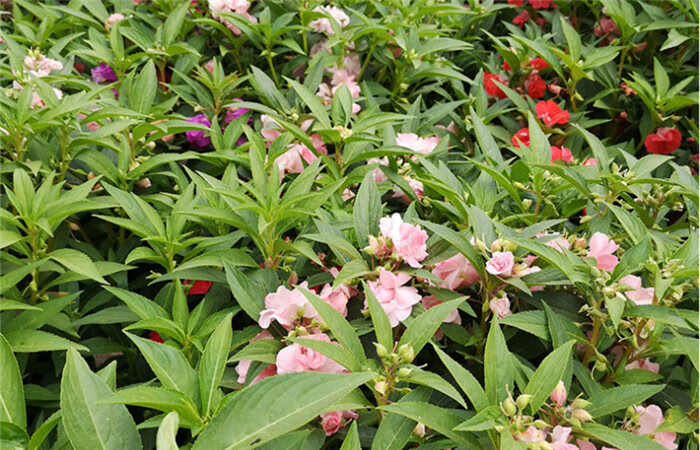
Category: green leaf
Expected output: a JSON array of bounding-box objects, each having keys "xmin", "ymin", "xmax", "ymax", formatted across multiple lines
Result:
[
  {"xmin": 420, "ymin": 221, "xmax": 485, "ymax": 279},
  {"xmin": 49, "ymin": 248, "xmax": 107, "ymax": 284},
  {"xmin": 4, "ymin": 330, "xmax": 88, "ymax": 353},
  {"xmin": 125, "ymin": 332, "xmax": 200, "ymax": 408},
  {"xmin": 131, "ymin": 60, "xmax": 157, "ymax": 114},
  {"xmin": 454, "ymin": 405, "xmax": 503, "ymax": 431},
  {"xmin": 105, "ymin": 286, "xmax": 170, "ymax": 320},
  {"xmin": 363, "ymin": 281, "xmax": 393, "ymax": 353},
  {"xmin": 332, "ymin": 260, "xmax": 371, "ymax": 290},
  {"xmin": 0, "ymin": 334, "xmax": 25, "ymax": 428},
  {"xmin": 288, "ymin": 337, "xmax": 360, "ymax": 372},
  {"xmin": 100, "ymin": 386, "xmax": 200, "ymax": 425},
  {"xmin": 156, "ymin": 412, "xmax": 180, "ymax": 450},
  {"xmin": 484, "ymin": 320, "xmax": 512, "ymax": 405},
  {"xmin": 581, "ymin": 423, "xmax": 666, "ymax": 449},
  {"xmin": 432, "ymin": 343, "xmax": 489, "ymax": 412},
  {"xmin": 299, "ymin": 289, "xmax": 365, "ymax": 366},
  {"xmin": 229, "ymin": 339, "xmax": 283, "ymax": 365},
  {"xmin": 470, "ymin": 107, "xmax": 504, "ymax": 164},
  {"xmin": 286, "ymin": 77, "xmax": 331, "ymax": 130},
  {"xmin": 398, "ymin": 298, "xmax": 463, "ymax": 356},
  {"xmin": 587, "ymin": 384, "xmax": 666, "ymax": 418},
  {"xmin": 27, "ymin": 410, "xmax": 61, "ymax": 450},
  {"xmin": 200, "ymin": 314, "xmax": 233, "ymax": 418},
  {"xmin": 371, "ymin": 387, "xmax": 431, "ymax": 450},
  {"xmin": 192, "ymin": 372, "xmax": 374, "ymax": 449},
  {"xmin": 353, "ymin": 172, "xmax": 381, "ymax": 248},
  {"xmin": 572, "ymin": 124, "xmax": 610, "ymax": 170},
  {"xmin": 60, "ymin": 349, "xmax": 142, "ymax": 450},
  {"xmin": 560, "ymin": 16, "xmax": 582, "ymax": 61},
  {"xmin": 224, "ymin": 263, "xmax": 265, "ymax": 321},
  {"xmin": 523, "ymin": 340, "xmax": 576, "ymax": 414},
  {"xmin": 611, "ymin": 236, "xmax": 650, "ymax": 281},
  {"xmin": 401, "ymin": 368, "xmax": 467, "ymax": 408},
  {"xmin": 0, "ymin": 421, "xmax": 29, "ymax": 449},
  {"xmin": 339, "ymin": 421, "xmax": 360, "ymax": 450},
  {"xmin": 377, "ymin": 402, "xmax": 481, "ymax": 448}
]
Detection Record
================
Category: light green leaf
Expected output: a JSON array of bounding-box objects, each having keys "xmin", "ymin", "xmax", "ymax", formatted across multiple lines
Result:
[
  {"xmin": 0, "ymin": 334, "xmax": 25, "ymax": 428},
  {"xmin": 523, "ymin": 340, "xmax": 576, "ymax": 414},
  {"xmin": 398, "ymin": 298, "xmax": 463, "ymax": 356},
  {"xmin": 200, "ymin": 314, "xmax": 233, "ymax": 417},
  {"xmin": 484, "ymin": 320, "xmax": 512, "ymax": 406},
  {"xmin": 49, "ymin": 248, "xmax": 107, "ymax": 284},
  {"xmin": 156, "ymin": 412, "xmax": 180, "ymax": 450},
  {"xmin": 432, "ymin": 343, "xmax": 489, "ymax": 412},
  {"xmin": 587, "ymin": 384, "xmax": 666, "ymax": 418}
]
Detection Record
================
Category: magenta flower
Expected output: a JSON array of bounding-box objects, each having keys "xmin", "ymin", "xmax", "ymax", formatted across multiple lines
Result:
[
  {"xmin": 91, "ymin": 63, "xmax": 117, "ymax": 84},
  {"xmin": 224, "ymin": 98, "xmax": 250, "ymax": 123},
  {"xmin": 185, "ymin": 114, "xmax": 212, "ymax": 148}
]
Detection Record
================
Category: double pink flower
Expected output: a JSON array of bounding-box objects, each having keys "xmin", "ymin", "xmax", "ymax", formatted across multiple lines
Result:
[{"xmin": 367, "ymin": 269, "xmax": 421, "ymax": 327}]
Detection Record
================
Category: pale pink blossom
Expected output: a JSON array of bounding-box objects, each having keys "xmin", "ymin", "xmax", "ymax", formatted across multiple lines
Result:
[
  {"xmin": 586, "ymin": 232, "xmax": 619, "ymax": 272},
  {"xmin": 309, "ymin": 6, "xmax": 350, "ymax": 34},
  {"xmin": 203, "ymin": 60, "xmax": 215, "ymax": 73},
  {"xmin": 366, "ymin": 269, "xmax": 421, "ymax": 327},
  {"xmin": 625, "ymin": 358, "xmax": 660, "ymax": 373},
  {"xmin": 432, "ymin": 253, "xmax": 480, "ymax": 290},
  {"xmin": 392, "ymin": 177, "xmax": 424, "ymax": 203},
  {"xmin": 576, "ymin": 440, "xmax": 618, "ymax": 450},
  {"xmin": 550, "ymin": 380, "xmax": 567, "ymax": 407},
  {"xmin": 421, "ymin": 296, "xmax": 461, "ymax": 325},
  {"xmin": 486, "ymin": 251, "xmax": 515, "ymax": 277},
  {"xmin": 550, "ymin": 426, "xmax": 578, "ymax": 450},
  {"xmin": 23, "ymin": 54, "xmax": 63, "ymax": 77},
  {"xmin": 320, "ymin": 410, "xmax": 358, "ymax": 436},
  {"xmin": 396, "ymin": 133, "xmax": 440, "ymax": 155},
  {"xmin": 105, "ymin": 13, "xmax": 125, "ymax": 29},
  {"xmin": 276, "ymin": 333, "xmax": 347, "ymax": 374},
  {"xmin": 260, "ymin": 114, "xmax": 282, "ymax": 142},
  {"xmin": 516, "ymin": 426, "xmax": 547, "ymax": 443},
  {"xmin": 619, "ymin": 275, "xmax": 654, "ymax": 305},
  {"xmin": 633, "ymin": 405, "xmax": 677, "ymax": 449},
  {"xmin": 259, "ymin": 282, "xmax": 314, "ymax": 329},
  {"xmin": 583, "ymin": 158, "xmax": 597, "ymax": 166},
  {"xmin": 318, "ymin": 283, "xmax": 349, "ymax": 317},
  {"xmin": 209, "ymin": 0, "xmax": 257, "ymax": 35},
  {"xmin": 379, "ymin": 214, "xmax": 428, "ymax": 268},
  {"xmin": 489, "ymin": 294, "xmax": 512, "ymax": 319},
  {"xmin": 539, "ymin": 233, "xmax": 570, "ymax": 252},
  {"xmin": 368, "ymin": 157, "xmax": 389, "ymax": 182},
  {"xmin": 234, "ymin": 330, "xmax": 276, "ymax": 384}
]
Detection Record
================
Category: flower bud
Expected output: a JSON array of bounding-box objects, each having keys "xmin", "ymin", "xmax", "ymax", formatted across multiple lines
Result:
[
  {"xmin": 490, "ymin": 238, "xmax": 503, "ymax": 252},
  {"xmin": 398, "ymin": 344, "xmax": 415, "ymax": 364},
  {"xmin": 397, "ymin": 367, "xmax": 413, "ymax": 378},
  {"xmin": 516, "ymin": 394, "xmax": 533, "ymax": 410},
  {"xmin": 571, "ymin": 398, "xmax": 591, "ymax": 410},
  {"xmin": 550, "ymin": 380, "xmax": 567, "ymax": 407},
  {"xmin": 374, "ymin": 343, "xmax": 388, "ymax": 358},
  {"xmin": 533, "ymin": 420, "xmax": 549, "ymax": 429},
  {"xmin": 413, "ymin": 423, "xmax": 426, "ymax": 437},
  {"xmin": 374, "ymin": 381, "xmax": 389, "ymax": 396},
  {"xmin": 503, "ymin": 397, "xmax": 517, "ymax": 416},
  {"xmin": 572, "ymin": 408, "xmax": 593, "ymax": 422}
]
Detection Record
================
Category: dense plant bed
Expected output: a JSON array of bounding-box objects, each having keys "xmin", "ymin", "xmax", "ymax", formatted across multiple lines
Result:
[{"xmin": 0, "ymin": 0, "xmax": 698, "ymax": 449}]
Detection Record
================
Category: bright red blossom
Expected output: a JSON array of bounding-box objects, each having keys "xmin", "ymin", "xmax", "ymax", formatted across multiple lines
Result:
[
  {"xmin": 530, "ymin": 0, "xmax": 551, "ymax": 9},
  {"xmin": 535, "ymin": 100, "xmax": 570, "ymax": 126},
  {"xmin": 529, "ymin": 58, "xmax": 549, "ymax": 70},
  {"xmin": 512, "ymin": 10, "xmax": 530, "ymax": 28},
  {"xmin": 511, "ymin": 128, "xmax": 530, "ymax": 148},
  {"xmin": 149, "ymin": 331, "xmax": 164, "ymax": 343},
  {"xmin": 550, "ymin": 146, "xmax": 573, "ymax": 164},
  {"xmin": 525, "ymin": 74, "xmax": 547, "ymax": 99},
  {"xmin": 186, "ymin": 280, "xmax": 213, "ymax": 295},
  {"xmin": 644, "ymin": 128, "xmax": 682, "ymax": 155},
  {"xmin": 507, "ymin": 0, "xmax": 524, "ymax": 5},
  {"xmin": 484, "ymin": 72, "xmax": 508, "ymax": 99}
]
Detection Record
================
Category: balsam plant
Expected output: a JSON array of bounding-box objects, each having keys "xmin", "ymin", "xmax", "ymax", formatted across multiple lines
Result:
[{"xmin": 0, "ymin": 0, "xmax": 698, "ymax": 449}]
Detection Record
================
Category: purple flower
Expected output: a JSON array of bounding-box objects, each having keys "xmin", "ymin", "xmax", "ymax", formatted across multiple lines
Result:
[
  {"xmin": 185, "ymin": 114, "xmax": 211, "ymax": 148},
  {"xmin": 224, "ymin": 98, "xmax": 250, "ymax": 123},
  {"xmin": 91, "ymin": 63, "xmax": 117, "ymax": 84}
]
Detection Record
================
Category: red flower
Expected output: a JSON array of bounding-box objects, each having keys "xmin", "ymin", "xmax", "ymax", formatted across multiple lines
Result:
[
  {"xmin": 535, "ymin": 100, "xmax": 570, "ymax": 126},
  {"xmin": 644, "ymin": 128, "xmax": 682, "ymax": 155},
  {"xmin": 186, "ymin": 280, "xmax": 213, "ymax": 295},
  {"xmin": 550, "ymin": 146, "xmax": 573, "ymax": 164},
  {"xmin": 149, "ymin": 331, "xmax": 164, "ymax": 343},
  {"xmin": 484, "ymin": 73, "xmax": 508, "ymax": 100},
  {"xmin": 502, "ymin": 60, "xmax": 512, "ymax": 71},
  {"xmin": 511, "ymin": 128, "xmax": 531, "ymax": 148},
  {"xmin": 507, "ymin": 0, "xmax": 524, "ymax": 5},
  {"xmin": 512, "ymin": 10, "xmax": 530, "ymax": 28},
  {"xmin": 530, "ymin": 58, "xmax": 549, "ymax": 71},
  {"xmin": 530, "ymin": 0, "xmax": 551, "ymax": 9},
  {"xmin": 525, "ymin": 75, "xmax": 547, "ymax": 99}
]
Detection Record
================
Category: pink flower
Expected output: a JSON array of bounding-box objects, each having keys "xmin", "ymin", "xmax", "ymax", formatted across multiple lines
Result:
[
  {"xmin": 432, "ymin": 253, "xmax": 480, "ymax": 290},
  {"xmin": 366, "ymin": 269, "xmax": 421, "ymax": 327},
  {"xmin": 550, "ymin": 380, "xmax": 567, "ymax": 407},
  {"xmin": 422, "ymin": 296, "xmax": 461, "ymax": 325},
  {"xmin": 577, "ymin": 440, "xmax": 618, "ymax": 450},
  {"xmin": 234, "ymin": 330, "xmax": 276, "ymax": 385},
  {"xmin": 379, "ymin": 214, "xmax": 429, "ymax": 268},
  {"xmin": 551, "ymin": 146, "xmax": 574, "ymax": 164},
  {"xmin": 209, "ymin": 0, "xmax": 257, "ymax": 35},
  {"xmin": 318, "ymin": 283, "xmax": 349, "ymax": 317},
  {"xmin": 309, "ymin": 6, "xmax": 350, "ymax": 34},
  {"xmin": 516, "ymin": 426, "xmax": 547, "ymax": 443},
  {"xmin": 224, "ymin": 99, "xmax": 250, "ymax": 123},
  {"xmin": 320, "ymin": 410, "xmax": 358, "ymax": 436},
  {"xmin": 258, "ymin": 282, "xmax": 314, "ymax": 329},
  {"xmin": 539, "ymin": 233, "xmax": 570, "ymax": 252},
  {"xmin": 626, "ymin": 358, "xmax": 660, "ymax": 373},
  {"xmin": 633, "ymin": 405, "xmax": 677, "ymax": 449},
  {"xmin": 536, "ymin": 100, "xmax": 570, "ymax": 126},
  {"xmin": 486, "ymin": 251, "xmax": 515, "ymax": 277},
  {"xmin": 619, "ymin": 275, "xmax": 654, "ymax": 305},
  {"xmin": 260, "ymin": 114, "xmax": 282, "ymax": 142},
  {"xmin": 203, "ymin": 60, "xmax": 215, "ymax": 73},
  {"xmin": 105, "ymin": 13, "xmax": 125, "ymax": 29},
  {"xmin": 392, "ymin": 177, "xmax": 424, "ymax": 204},
  {"xmin": 368, "ymin": 157, "xmax": 389, "ymax": 182},
  {"xmin": 23, "ymin": 54, "xmax": 63, "ymax": 77},
  {"xmin": 586, "ymin": 232, "xmax": 619, "ymax": 272},
  {"xmin": 511, "ymin": 128, "xmax": 530, "ymax": 148},
  {"xmin": 550, "ymin": 426, "xmax": 578, "ymax": 450},
  {"xmin": 489, "ymin": 294, "xmax": 512, "ymax": 319},
  {"xmin": 276, "ymin": 333, "xmax": 347, "ymax": 374},
  {"xmin": 396, "ymin": 133, "xmax": 440, "ymax": 155},
  {"xmin": 583, "ymin": 158, "xmax": 597, "ymax": 166}
]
